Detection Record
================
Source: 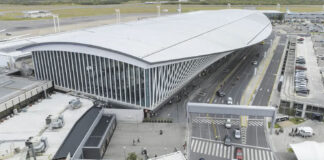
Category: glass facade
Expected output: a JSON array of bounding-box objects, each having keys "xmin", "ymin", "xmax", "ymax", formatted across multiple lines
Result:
[{"xmin": 32, "ymin": 50, "xmax": 213, "ymax": 109}]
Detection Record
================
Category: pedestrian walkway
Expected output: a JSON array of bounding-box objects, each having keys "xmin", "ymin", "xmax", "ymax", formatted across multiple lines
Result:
[
  {"xmin": 192, "ymin": 118, "xmax": 264, "ymax": 127},
  {"xmin": 190, "ymin": 137, "xmax": 276, "ymax": 160},
  {"xmin": 241, "ymin": 126, "xmax": 247, "ymax": 144}
]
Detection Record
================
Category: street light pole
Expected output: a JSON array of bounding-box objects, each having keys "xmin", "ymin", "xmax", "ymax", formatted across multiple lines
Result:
[
  {"xmin": 123, "ymin": 146, "xmax": 126, "ymax": 160},
  {"xmin": 157, "ymin": 6, "xmax": 161, "ymax": 17}
]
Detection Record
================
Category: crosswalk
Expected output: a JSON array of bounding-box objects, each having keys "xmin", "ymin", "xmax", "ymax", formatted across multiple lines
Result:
[
  {"xmin": 192, "ymin": 118, "xmax": 264, "ymax": 127},
  {"xmin": 241, "ymin": 126, "xmax": 247, "ymax": 144},
  {"xmin": 190, "ymin": 138, "xmax": 276, "ymax": 160}
]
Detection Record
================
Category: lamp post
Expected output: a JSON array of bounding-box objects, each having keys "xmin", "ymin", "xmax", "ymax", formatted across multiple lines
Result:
[
  {"xmin": 123, "ymin": 146, "xmax": 126, "ymax": 160},
  {"xmin": 115, "ymin": 9, "xmax": 120, "ymax": 24},
  {"xmin": 157, "ymin": 6, "xmax": 161, "ymax": 17}
]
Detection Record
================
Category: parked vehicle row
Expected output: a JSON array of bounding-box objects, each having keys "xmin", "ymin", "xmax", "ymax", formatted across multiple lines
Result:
[{"xmin": 295, "ymin": 56, "xmax": 309, "ymax": 95}]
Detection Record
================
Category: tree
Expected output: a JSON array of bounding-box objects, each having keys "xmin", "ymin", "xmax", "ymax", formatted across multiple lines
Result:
[{"xmin": 127, "ymin": 152, "xmax": 137, "ymax": 160}]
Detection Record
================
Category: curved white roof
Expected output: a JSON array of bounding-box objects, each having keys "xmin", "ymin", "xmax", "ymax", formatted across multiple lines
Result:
[
  {"xmin": 23, "ymin": 9, "xmax": 272, "ymax": 63},
  {"xmin": 290, "ymin": 141, "xmax": 324, "ymax": 160}
]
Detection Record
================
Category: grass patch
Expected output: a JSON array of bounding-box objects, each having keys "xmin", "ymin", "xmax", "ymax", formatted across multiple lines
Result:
[
  {"xmin": 0, "ymin": 4, "xmax": 324, "ymax": 21},
  {"xmin": 268, "ymin": 122, "xmax": 281, "ymax": 128},
  {"xmin": 289, "ymin": 117, "xmax": 305, "ymax": 124}
]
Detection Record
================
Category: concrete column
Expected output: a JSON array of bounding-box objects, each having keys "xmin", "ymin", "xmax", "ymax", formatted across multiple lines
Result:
[{"xmin": 301, "ymin": 103, "xmax": 307, "ymax": 118}]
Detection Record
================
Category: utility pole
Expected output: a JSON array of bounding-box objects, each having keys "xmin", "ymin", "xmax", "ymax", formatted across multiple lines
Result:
[
  {"xmin": 115, "ymin": 9, "xmax": 120, "ymax": 24},
  {"xmin": 178, "ymin": 0, "xmax": 182, "ymax": 14},
  {"xmin": 52, "ymin": 15, "xmax": 60, "ymax": 32},
  {"xmin": 157, "ymin": 6, "xmax": 161, "ymax": 17}
]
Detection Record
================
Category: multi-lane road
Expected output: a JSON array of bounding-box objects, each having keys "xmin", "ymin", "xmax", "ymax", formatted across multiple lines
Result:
[{"xmin": 188, "ymin": 32, "xmax": 287, "ymax": 160}]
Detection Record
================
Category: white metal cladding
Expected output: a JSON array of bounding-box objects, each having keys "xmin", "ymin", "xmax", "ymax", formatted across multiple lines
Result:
[
  {"xmin": 32, "ymin": 50, "xmax": 228, "ymax": 109},
  {"xmin": 20, "ymin": 9, "xmax": 271, "ymax": 65}
]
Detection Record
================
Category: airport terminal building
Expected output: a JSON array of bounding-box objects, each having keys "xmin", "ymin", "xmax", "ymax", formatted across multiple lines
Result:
[{"xmin": 20, "ymin": 9, "xmax": 272, "ymax": 110}]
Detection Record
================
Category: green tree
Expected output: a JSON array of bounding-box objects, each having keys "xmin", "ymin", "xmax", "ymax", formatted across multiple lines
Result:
[{"xmin": 127, "ymin": 152, "xmax": 137, "ymax": 160}]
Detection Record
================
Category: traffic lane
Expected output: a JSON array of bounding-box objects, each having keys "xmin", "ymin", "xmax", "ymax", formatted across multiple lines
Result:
[
  {"xmin": 213, "ymin": 47, "xmax": 257, "ymax": 104},
  {"xmin": 191, "ymin": 51, "xmax": 244, "ymax": 103},
  {"xmin": 252, "ymin": 44, "xmax": 285, "ymax": 106},
  {"xmin": 246, "ymin": 126, "xmax": 269, "ymax": 148}
]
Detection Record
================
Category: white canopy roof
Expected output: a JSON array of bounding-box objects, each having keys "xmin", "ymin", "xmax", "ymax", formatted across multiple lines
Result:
[
  {"xmin": 21, "ymin": 9, "xmax": 271, "ymax": 63},
  {"xmin": 148, "ymin": 151, "xmax": 186, "ymax": 160},
  {"xmin": 290, "ymin": 141, "xmax": 324, "ymax": 160}
]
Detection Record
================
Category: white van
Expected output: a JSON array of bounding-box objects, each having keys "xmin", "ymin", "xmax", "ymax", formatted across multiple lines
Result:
[{"xmin": 297, "ymin": 127, "xmax": 313, "ymax": 137}]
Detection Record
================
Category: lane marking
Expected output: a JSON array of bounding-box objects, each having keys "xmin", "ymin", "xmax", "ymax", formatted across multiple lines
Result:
[
  {"xmin": 243, "ymin": 147, "xmax": 247, "ymax": 160},
  {"xmin": 200, "ymin": 141, "xmax": 205, "ymax": 154},
  {"xmin": 223, "ymin": 145, "xmax": 227, "ymax": 158},
  {"xmin": 215, "ymin": 143, "xmax": 219, "ymax": 157},
  {"xmin": 247, "ymin": 148, "xmax": 250, "ymax": 160},
  {"xmin": 208, "ymin": 142, "xmax": 213, "ymax": 155},
  {"xmin": 258, "ymin": 149, "xmax": 262, "ymax": 160},
  {"xmin": 204, "ymin": 142, "xmax": 209, "ymax": 155},
  {"xmin": 191, "ymin": 139, "xmax": 196, "ymax": 151},
  {"xmin": 227, "ymin": 146, "xmax": 231, "ymax": 159},
  {"xmin": 196, "ymin": 140, "xmax": 201, "ymax": 153}
]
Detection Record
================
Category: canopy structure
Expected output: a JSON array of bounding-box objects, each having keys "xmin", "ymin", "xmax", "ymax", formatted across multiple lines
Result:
[
  {"xmin": 16, "ymin": 9, "xmax": 272, "ymax": 110},
  {"xmin": 20, "ymin": 9, "xmax": 272, "ymax": 65},
  {"xmin": 290, "ymin": 141, "xmax": 324, "ymax": 160}
]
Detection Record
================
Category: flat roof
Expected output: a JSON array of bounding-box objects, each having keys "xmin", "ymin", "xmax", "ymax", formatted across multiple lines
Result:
[
  {"xmin": 0, "ymin": 93, "xmax": 93, "ymax": 159},
  {"xmin": 21, "ymin": 9, "xmax": 271, "ymax": 63},
  {"xmin": 0, "ymin": 75, "xmax": 47, "ymax": 104}
]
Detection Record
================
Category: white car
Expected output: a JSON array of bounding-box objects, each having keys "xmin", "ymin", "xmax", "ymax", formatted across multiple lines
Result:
[
  {"xmin": 227, "ymin": 97, "xmax": 233, "ymax": 104},
  {"xmin": 252, "ymin": 61, "xmax": 258, "ymax": 65},
  {"xmin": 225, "ymin": 119, "xmax": 232, "ymax": 129},
  {"xmin": 234, "ymin": 129, "xmax": 241, "ymax": 139}
]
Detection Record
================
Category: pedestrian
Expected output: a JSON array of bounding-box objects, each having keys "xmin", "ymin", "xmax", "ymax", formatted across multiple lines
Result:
[
  {"xmin": 155, "ymin": 154, "xmax": 157, "ymax": 157},
  {"xmin": 174, "ymin": 147, "xmax": 177, "ymax": 152},
  {"xmin": 291, "ymin": 128, "xmax": 294, "ymax": 133},
  {"xmin": 137, "ymin": 137, "xmax": 140, "ymax": 143},
  {"xmin": 295, "ymin": 128, "xmax": 298, "ymax": 133},
  {"xmin": 133, "ymin": 139, "xmax": 136, "ymax": 146}
]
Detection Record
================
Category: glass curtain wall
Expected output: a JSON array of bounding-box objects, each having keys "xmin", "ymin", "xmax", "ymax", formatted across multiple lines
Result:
[{"xmin": 32, "ymin": 51, "xmax": 212, "ymax": 109}]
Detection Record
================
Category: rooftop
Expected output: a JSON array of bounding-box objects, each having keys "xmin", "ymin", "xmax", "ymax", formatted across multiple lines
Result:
[
  {"xmin": 0, "ymin": 75, "xmax": 47, "ymax": 104},
  {"xmin": 19, "ymin": 9, "xmax": 271, "ymax": 64},
  {"xmin": 0, "ymin": 93, "xmax": 93, "ymax": 159}
]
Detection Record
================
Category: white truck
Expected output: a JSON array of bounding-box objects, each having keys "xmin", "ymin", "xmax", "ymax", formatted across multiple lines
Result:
[{"xmin": 297, "ymin": 127, "xmax": 314, "ymax": 137}]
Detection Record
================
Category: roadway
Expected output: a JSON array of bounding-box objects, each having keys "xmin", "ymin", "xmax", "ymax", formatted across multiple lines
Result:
[{"xmin": 252, "ymin": 34, "xmax": 287, "ymax": 106}]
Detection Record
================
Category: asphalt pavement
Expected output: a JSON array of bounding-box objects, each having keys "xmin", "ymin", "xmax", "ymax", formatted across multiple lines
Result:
[{"xmin": 252, "ymin": 34, "xmax": 287, "ymax": 106}]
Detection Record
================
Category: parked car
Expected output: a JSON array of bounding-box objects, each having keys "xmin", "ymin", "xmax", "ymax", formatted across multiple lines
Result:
[
  {"xmin": 225, "ymin": 119, "xmax": 232, "ymax": 129},
  {"xmin": 224, "ymin": 135, "xmax": 231, "ymax": 146},
  {"xmin": 234, "ymin": 129, "xmax": 241, "ymax": 139},
  {"xmin": 275, "ymin": 115, "xmax": 289, "ymax": 122},
  {"xmin": 297, "ymin": 38, "xmax": 304, "ymax": 41},
  {"xmin": 234, "ymin": 147, "xmax": 243, "ymax": 160},
  {"xmin": 295, "ymin": 66, "xmax": 307, "ymax": 70},
  {"xmin": 227, "ymin": 97, "xmax": 233, "ymax": 104}
]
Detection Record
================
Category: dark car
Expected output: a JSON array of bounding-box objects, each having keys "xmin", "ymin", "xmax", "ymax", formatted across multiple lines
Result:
[
  {"xmin": 224, "ymin": 135, "xmax": 231, "ymax": 146},
  {"xmin": 216, "ymin": 90, "xmax": 225, "ymax": 97},
  {"xmin": 235, "ymin": 147, "xmax": 243, "ymax": 160}
]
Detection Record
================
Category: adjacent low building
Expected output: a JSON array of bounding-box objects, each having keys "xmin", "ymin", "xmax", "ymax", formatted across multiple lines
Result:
[{"xmin": 17, "ymin": 9, "xmax": 272, "ymax": 110}]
